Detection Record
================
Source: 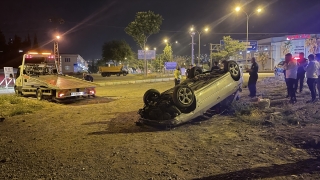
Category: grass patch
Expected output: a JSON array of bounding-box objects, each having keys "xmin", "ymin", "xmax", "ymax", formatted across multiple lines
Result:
[
  {"xmin": 230, "ymin": 101, "xmax": 264, "ymax": 126},
  {"xmin": 0, "ymin": 95, "xmax": 58, "ymax": 117}
]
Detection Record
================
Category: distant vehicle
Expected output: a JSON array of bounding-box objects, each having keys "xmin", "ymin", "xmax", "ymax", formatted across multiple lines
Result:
[
  {"xmin": 14, "ymin": 52, "xmax": 96, "ymax": 100},
  {"xmin": 274, "ymin": 61, "xmax": 285, "ymax": 73},
  {"xmin": 138, "ymin": 60, "xmax": 243, "ymax": 127},
  {"xmin": 99, "ymin": 65, "xmax": 128, "ymax": 77}
]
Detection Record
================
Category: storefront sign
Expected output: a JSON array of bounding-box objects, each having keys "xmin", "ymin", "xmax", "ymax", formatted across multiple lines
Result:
[{"xmin": 286, "ymin": 34, "xmax": 311, "ymax": 40}]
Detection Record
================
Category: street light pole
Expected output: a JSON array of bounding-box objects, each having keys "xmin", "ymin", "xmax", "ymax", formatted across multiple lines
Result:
[
  {"xmin": 235, "ymin": 7, "xmax": 262, "ymax": 67},
  {"xmin": 198, "ymin": 32, "xmax": 201, "ymax": 66},
  {"xmin": 190, "ymin": 29, "xmax": 195, "ymax": 66}
]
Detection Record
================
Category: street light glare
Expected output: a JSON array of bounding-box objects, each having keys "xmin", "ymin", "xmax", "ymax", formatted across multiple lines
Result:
[
  {"xmin": 190, "ymin": 27, "xmax": 194, "ymax": 31},
  {"xmin": 145, "ymin": 47, "xmax": 148, "ymax": 50},
  {"xmin": 235, "ymin": 6, "xmax": 241, "ymax": 12},
  {"xmin": 204, "ymin": 28, "xmax": 209, "ymax": 32},
  {"xmin": 164, "ymin": 39, "xmax": 168, "ymax": 43},
  {"xmin": 154, "ymin": 47, "xmax": 156, "ymax": 50},
  {"xmin": 56, "ymin": 35, "xmax": 60, "ymax": 39},
  {"xmin": 175, "ymin": 41, "xmax": 178, "ymax": 44},
  {"xmin": 257, "ymin": 8, "xmax": 262, "ymax": 13}
]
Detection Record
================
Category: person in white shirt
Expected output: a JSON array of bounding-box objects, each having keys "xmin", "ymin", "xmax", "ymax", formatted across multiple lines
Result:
[
  {"xmin": 304, "ymin": 54, "xmax": 320, "ymax": 102},
  {"xmin": 283, "ymin": 53, "xmax": 298, "ymax": 104}
]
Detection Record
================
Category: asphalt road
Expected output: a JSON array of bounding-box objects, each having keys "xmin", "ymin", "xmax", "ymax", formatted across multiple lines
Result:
[
  {"xmin": 0, "ymin": 72, "xmax": 275, "ymax": 95},
  {"xmin": 79, "ymin": 72, "xmax": 275, "ymax": 83}
]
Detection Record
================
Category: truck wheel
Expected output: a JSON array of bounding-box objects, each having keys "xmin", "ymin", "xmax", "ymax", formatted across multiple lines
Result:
[
  {"xmin": 143, "ymin": 89, "xmax": 160, "ymax": 105},
  {"xmin": 36, "ymin": 89, "xmax": 43, "ymax": 100},
  {"xmin": 101, "ymin": 73, "xmax": 107, "ymax": 77},
  {"xmin": 14, "ymin": 87, "xmax": 22, "ymax": 97},
  {"xmin": 172, "ymin": 85, "xmax": 195, "ymax": 108},
  {"xmin": 228, "ymin": 61, "xmax": 241, "ymax": 81},
  {"xmin": 107, "ymin": 73, "xmax": 111, "ymax": 77}
]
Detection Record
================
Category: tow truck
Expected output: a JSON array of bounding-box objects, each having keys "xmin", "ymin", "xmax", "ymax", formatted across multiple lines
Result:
[{"xmin": 14, "ymin": 52, "xmax": 96, "ymax": 101}]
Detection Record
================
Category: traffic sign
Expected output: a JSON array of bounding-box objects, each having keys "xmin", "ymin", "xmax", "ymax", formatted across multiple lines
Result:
[
  {"xmin": 138, "ymin": 50, "xmax": 156, "ymax": 60},
  {"xmin": 240, "ymin": 40, "xmax": 258, "ymax": 51},
  {"xmin": 220, "ymin": 40, "xmax": 258, "ymax": 51},
  {"xmin": 164, "ymin": 62, "xmax": 177, "ymax": 70}
]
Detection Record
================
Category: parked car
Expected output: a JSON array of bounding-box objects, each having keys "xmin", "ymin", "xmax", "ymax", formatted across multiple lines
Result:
[{"xmin": 137, "ymin": 60, "xmax": 243, "ymax": 127}]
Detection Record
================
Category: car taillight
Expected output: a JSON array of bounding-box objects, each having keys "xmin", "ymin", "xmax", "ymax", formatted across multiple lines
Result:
[
  {"xmin": 58, "ymin": 92, "xmax": 65, "ymax": 97},
  {"xmin": 26, "ymin": 55, "xmax": 32, "ymax": 58}
]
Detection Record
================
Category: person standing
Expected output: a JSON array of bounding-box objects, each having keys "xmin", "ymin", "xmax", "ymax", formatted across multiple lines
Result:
[
  {"xmin": 174, "ymin": 66, "xmax": 181, "ymax": 86},
  {"xmin": 296, "ymin": 52, "xmax": 307, "ymax": 93},
  {"xmin": 283, "ymin": 53, "xmax": 298, "ymax": 104},
  {"xmin": 316, "ymin": 54, "xmax": 320, "ymax": 99},
  {"xmin": 246, "ymin": 57, "xmax": 259, "ymax": 98},
  {"xmin": 304, "ymin": 54, "xmax": 320, "ymax": 103}
]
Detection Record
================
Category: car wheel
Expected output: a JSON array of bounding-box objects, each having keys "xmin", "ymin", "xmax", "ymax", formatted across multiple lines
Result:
[
  {"xmin": 143, "ymin": 89, "xmax": 160, "ymax": 105},
  {"xmin": 228, "ymin": 61, "xmax": 241, "ymax": 81},
  {"xmin": 101, "ymin": 73, "xmax": 107, "ymax": 77},
  {"xmin": 187, "ymin": 67, "xmax": 202, "ymax": 79},
  {"xmin": 36, "ymin": 89, "xmax": 43, "ymax": 100},
  {"xmin": 173, "ymin": 85, "xmax": 195, "ymax": 108}
]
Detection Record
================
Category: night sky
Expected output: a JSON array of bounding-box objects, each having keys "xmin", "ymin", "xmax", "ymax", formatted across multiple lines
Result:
[{"xmin": 1, "ymin": 0, "xmax": 320, "ymax": 60}]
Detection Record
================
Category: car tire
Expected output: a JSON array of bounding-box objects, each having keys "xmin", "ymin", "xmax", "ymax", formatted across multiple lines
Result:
[
  {"xmin": 228, "ymin": 61, "xmax": 241, "ymax": 81},
  {"xmin": 172, "ymin": 85, "xmax": 195, "ymax": 108},
  {"xmin": 143, "ymin": 89, "xmax": 160, "ymax": 105},
  {"xmin": 101, "ymin": 73, "xmax": 107, "ymax": 77},
  {"xmin": 36, "ymin": 89, "xmax": 43, "ymax": 101},
  {"xmin": 187, "ymin": 67, "xmax": 202, "ymax": 79}
]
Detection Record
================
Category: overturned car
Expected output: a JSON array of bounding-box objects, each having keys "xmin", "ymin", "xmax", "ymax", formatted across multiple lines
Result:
[{"xmin": 137, "ymin": 60, "xmax": 243, "ymax": 127}]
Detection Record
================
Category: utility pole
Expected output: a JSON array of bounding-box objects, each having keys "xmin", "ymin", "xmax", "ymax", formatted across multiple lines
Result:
[{"xmin": 49, "ymin": 18, "xmax": 64, "ymax": 74}]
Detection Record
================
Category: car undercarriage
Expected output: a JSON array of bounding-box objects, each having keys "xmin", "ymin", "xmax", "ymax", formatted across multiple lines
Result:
[{"xmin": 137, "ymin": 60, "xmax": 243, "ymax": 127}]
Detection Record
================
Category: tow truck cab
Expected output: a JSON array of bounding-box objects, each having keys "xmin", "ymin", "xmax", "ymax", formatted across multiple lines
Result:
[{"xmin": 14, "ymin": 52, "xmax": 96, "ymax": 100}]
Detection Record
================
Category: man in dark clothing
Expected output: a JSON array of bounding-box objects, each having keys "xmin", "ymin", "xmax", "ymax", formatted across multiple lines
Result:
[
  {"xmin": 246, "ymin": 57, "xmax": 259, "ymax": 97},
  {"xmin": 83, "ymin": 73, "xmax": 94, "ymax": 82},
  {"xmin": 295, "ymin": 52, "xmax": 307, "ymax": 92},
  {"xmin": 283, "ymin": 69, "xmax": 290, "ymax": 98},
  {"xmin": 211, "ymin": 61, "xmax": 220, "ymax": 71}
]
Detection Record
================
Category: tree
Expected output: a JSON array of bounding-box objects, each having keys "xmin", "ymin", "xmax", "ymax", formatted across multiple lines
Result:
[
  {"xmin": 162, "ymin": 43, "xmax": 173, "ymax": 62},
  {"xmin": 101, "ymin": 40, "xmax": 133, "ymax": 65},
  {"xmin": 305, "ymin": 35, "xmax": 320, "ymax": 54},
  {"xmin": 257, "ymin": 52, "xmax": 269, "ymax": 70},
  {"xmin": 281, "ymin": 41, "xmax": 292, "ymax": 56},
  {"xmin": 210, "ymin": 36, "xmax": 246, "ymax": 62},
  {"xmin": 125, "ymin": 11, "xmax": 163, "ymax": 74}
]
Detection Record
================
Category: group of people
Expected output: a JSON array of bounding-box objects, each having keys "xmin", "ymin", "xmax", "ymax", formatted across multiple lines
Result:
[{"xmin": 283, "ymin": 52, "xmax": 320, "ymax": 104}]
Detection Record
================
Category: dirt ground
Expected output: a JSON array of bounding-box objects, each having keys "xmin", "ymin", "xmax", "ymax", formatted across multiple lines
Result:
[{"xmin": 1, "ymin": 77, "xmax": 320, "ymax": 180}]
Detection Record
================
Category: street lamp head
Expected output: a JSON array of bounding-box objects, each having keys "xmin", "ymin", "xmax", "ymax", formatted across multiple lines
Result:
[
  {"xmin": 235, "ymin": 6, "xmax": 241, "ymax": 12},
  {"xmin": 154, "ymin": 47, "xmax": 156, "ymax": 50},
  {"xmin": 175, "ymin": 41, "xmax": 178, "ymax": 44},
  {"xmin": 164, "ymin": 39, "xmax": 168, "ymax": 43},
  {"xmin": 204, "ymin": 28, "xmax": 209, "ymax": 32},
  {"xmin": 257, "ymin": 8, "xmax": 262, "ymax": 13},
  {"xmin": 190, "ymin": 27, "xmax": 194, "ymax": 31},
  {"xmin": 145, "ymin": 47, "xmax": 148, "ymax": 50},
  {"xmin": 56, "ymin": 35, "xmax": 60, "ymax": 39}
]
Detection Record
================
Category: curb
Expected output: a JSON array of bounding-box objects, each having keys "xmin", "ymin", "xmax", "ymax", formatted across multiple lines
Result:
[{"xmin": 96, "ymin": 78, "xmax": 175, "ymax": 86}]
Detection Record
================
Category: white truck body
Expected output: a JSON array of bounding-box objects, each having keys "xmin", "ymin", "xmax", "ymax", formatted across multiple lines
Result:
[{"xmin": 14, "ymin": 53, "xmax": 96, "ymax": 100}]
